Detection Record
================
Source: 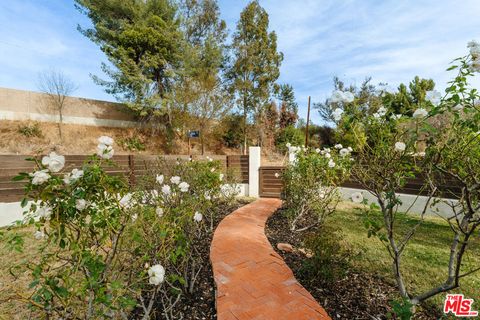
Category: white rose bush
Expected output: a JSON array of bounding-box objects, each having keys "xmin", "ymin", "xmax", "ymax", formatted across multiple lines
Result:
[
  {"xmin": 332, "ymin": 42, "xmax": 480, "ymax": 315},
  {"xmin": 9, "ymin": 136, "xmax": 238, "ymax": 319},
  {"xmin": 282, "ymin": 144, "xmax": 352, "ymax": 231}
]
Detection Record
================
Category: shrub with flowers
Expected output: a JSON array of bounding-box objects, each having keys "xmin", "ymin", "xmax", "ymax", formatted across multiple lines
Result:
[
  {"xmin": 333, "ymin": 41, "xmax": 480, "ymax": 312},
  {"xmin": 282, "ymin": 144, "xmax": 352, "ymax": 231},
  {"xmin": 10, "ymin": 137, "xmax": 238, "ymax": 319}
]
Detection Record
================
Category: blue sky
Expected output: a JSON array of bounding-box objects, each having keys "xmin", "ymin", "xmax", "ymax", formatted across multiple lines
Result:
[{"xmin": 0, "ymin": 1, "xmax": 479, "ymax": 124}]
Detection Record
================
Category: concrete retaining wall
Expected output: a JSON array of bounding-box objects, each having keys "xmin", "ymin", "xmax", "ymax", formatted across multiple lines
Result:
[{"xmin": 0, "ymin": 87, "xmax": 137, "ymax": 128}]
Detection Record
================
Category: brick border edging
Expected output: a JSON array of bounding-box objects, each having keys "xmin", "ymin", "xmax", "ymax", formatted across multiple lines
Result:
[{"xmin": 210, "ymin": 198, "xmax": 331, "ymax": 319}]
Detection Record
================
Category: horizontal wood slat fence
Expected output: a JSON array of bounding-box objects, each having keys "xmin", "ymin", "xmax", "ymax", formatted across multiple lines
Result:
[
  {"xmin": 259, "ymin": 166, "xmax": 464, "ymax": 200},
  {"xmin": 0, "ymin": 154, "xmax": 249, "ymax": 203}
]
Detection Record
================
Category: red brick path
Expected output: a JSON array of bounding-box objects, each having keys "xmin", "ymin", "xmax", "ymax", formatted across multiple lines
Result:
[{"xmin": 210, "ymin": 198, "xmax": 331, "ymax": 320}]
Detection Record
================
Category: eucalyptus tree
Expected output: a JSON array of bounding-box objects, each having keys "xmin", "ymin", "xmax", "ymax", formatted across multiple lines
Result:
[{"xmin": 227, "ymin": 0, "xmax": 283, "ymax": 153}]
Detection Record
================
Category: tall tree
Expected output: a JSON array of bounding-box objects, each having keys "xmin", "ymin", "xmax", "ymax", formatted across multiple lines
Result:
[
  {"xmin": 176, "ymin": 0, "xmax": 229, "ymax": 154},
  {"xmin": 75, "ymin": 0, "xmax": 183, "ymax": 124},
  {"xmin": 278, "ymin": 84, "xmax": 298, "ymax": 128},
  {"xmin": 227, "ymin": 0, "xmax": 283, "ymax": 153}
]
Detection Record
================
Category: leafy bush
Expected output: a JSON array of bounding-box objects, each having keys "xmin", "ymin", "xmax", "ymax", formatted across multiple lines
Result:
[
  {"xmin": 17, "ymin": 122, "xmax": 42, "ymax": 138},
  {"xmin": 300, "ymin": 226, "xmax": 351, "ymax": 283},
  {"xmin": 10, "ymin": 137, "xmax": 237, "ymax": 319},
  {"xmin": 119, "ymin": 136, "xmax": 145, "ymax": 151},
  {"xmin": 282, "ymin": 145, "xmax": 352, "ymax": 231},
  {"xmin": 275, "ymin": 125, "xmax": 304, "ymax": 153}
]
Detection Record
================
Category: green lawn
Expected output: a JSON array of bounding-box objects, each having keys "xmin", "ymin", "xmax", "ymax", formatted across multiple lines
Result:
[{"xmin": 330, "ymin": 202, "xmax": 480, "ymax": 309}]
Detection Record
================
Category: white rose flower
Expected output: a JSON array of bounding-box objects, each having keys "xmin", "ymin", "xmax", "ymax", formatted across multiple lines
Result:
[
  {"xmin": 328, "ymin": 160, "xmax": 335, "ymax": 168},
  {"xmin": 156, "ymin": 207, "xmax": 164, "ymax": 217},
  {"xmin": 41, "ymin": 152, "xmax": 65, "ymax": 173},
  {"xmin": 285, "ymin": 142, "xmax": 291, "ymax": 148},
  {"xmin": 219, "ymin": 173, "xmax": 224, "ymax": 181},
  {"xmin": 332, "ymin": 108, "xmax": 344, "ymax": 121},
  {"xmin": 193, "ymin": 211, "xmax": 203, "ymax": 222},
  {"xmin": 392, "ymin": 114, "xmax": 402, "ymax": 120},
  {"xmin": 76, "ymin": 199, "xmax": 88, "ymax": 211},
  {"xmin": 339, "ymin": 148, "xmax": 350, "ymax": 157},
  {"xmin": 170, "ymin": 176, "xmax": 181, "ymax": 185},
  {"xmin": 161, "ymin": 184, "xmax": 171, "ymax": 196},
  {"xmin": 413, "ymin": 108, "xmax": 428, "ymax": 119},
  {"xmin": 467, "ymin": 40, "xmax": 480, "ymax": 58},
  {"xmin": 148, "ymin": 264, "xmax": 165, "ymax": 285},
  {"xmin": 274, "ymin": 172, "xmax": 280, "ymax": 178},
  {"xmin": 373, "ymin": 112, "xmax": 381, "ymax": 119},
  {"xmin": 377, "ymin": 106, "xmax": 387, "ymax": 116},
  {"xmin": 63, "ymin": 173, "xmax": 71, "ymax": 185},
  {"xmin": 334, "ymin": 144, "xmax": 343, "ymax": 149},
  {"xmin": 452, "ymin": 104, "xmax": 464, "ymax": 112},
  {"xmin": 34, "ymin": 230, "xmax": 45, "ymax": 240},
  {"xmin": 31, "ymin": 170, "xmax": 50, "ymax": 185},
  {"xmin": 315, "ymin": 148, "xmax": 321, "ymax": 153},
  {"xmin": 343, "ymin": 91, "xmax": 354, "ymax": 103},
  {"xmin": 97, "ymin": 143, "xmax": 114, "ymax": 159},
  {"xmin": 395, "ymin": 142, "xmax": 406, "ymax": 152},
  {"xmin": 425, "ymin": 90, "xmax": 442, "ymax": 106},
  {"xmin": 98, "ymin": 136, "xmax": 114, "ymax": 146},
  {"xmin": 71, "ymin": 168, "xmax": 84, "ymax": 180},
  {"xmin": 119, "ymin": 193, "xmax": 134, "ymax": 209},
  {"xmin": 210, "ymin": 168, "xmax": 215, "ymax": 172},
  {"xmin": 156, "ymin": 174, "xmax": 164, "ymax": 184},
  {"xmin": 347, "ymin": 147, "xmax": 353, "ymax": 152},
  {"xmin": 36, "ymin": 206, "xmax": 52, "ymax": 220},
  {"xmin": 351, "ymin": 192, "xmax": 364, "ymax": 203},
  {"xmin": 178, "ymin": 181, "xmax": 189, "ymax": 193},
  {"xmin": 330, "ymin": 90, "xmax": 345, "ymax": 103},
  {"xmin": 324, "ymin": 153, "xmax": 331, "ymax": 159}
]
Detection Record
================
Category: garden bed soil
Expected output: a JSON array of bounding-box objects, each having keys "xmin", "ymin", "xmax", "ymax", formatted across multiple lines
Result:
[
  {"xmin": 265, "ymin": 207, "xmax": 442, "ymax": 320},
  {"xmin": 153, "ymin": 199, "xmax": 250, "ymax": 320}
]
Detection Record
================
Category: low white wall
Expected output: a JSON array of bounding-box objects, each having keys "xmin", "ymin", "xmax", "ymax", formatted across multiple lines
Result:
[
  {"xmin": 0, "ymin": 183, "xmax": 250, "ymax": 227},
  {"xmin": 0, "ymin": 110, "xmax": 139, "ymax": 128},
  {"xmin": 340, "ymin": 187, "xmax": 457, "ymax": 218}
]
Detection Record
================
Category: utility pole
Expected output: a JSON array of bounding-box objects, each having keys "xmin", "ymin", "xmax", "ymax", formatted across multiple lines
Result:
[{"xmin": 305, "ymin": 96, "xmax": 311, "ymax": 147}]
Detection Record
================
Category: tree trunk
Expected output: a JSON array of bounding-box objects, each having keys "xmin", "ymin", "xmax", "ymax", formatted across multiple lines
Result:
[
  {"xmin": 58, "ymin": 109, "xmax": 63, "ymax": 140},
  {"xmin": 243, "ymin": 95, "xmax": 247, "ymax": 155}
]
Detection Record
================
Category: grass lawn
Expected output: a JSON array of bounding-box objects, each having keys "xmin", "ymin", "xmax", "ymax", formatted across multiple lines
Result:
[{"xmin": 331, "ymin": 202, "xmax": 480, "ymax": 309}]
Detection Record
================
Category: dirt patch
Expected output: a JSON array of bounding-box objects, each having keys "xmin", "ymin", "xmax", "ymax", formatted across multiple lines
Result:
[{"xmin": 265, "ymin": 208, "xmax": 442, "ymax": 320}]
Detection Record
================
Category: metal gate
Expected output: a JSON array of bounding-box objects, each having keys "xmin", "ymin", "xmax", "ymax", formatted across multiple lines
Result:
[{"xmin": 259, "ymin": 166, "xmax": 285, "ymax": 198}]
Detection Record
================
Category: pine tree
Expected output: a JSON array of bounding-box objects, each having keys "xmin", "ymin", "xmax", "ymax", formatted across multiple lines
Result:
[
  {"xmin": 278, "ymin": 84, "xmax": 298, "ymax": 128},
  {"xmin": 227, "ymin": 0, "xmax": 283, "ymax": 153},
  {"xmin": 75, "ymin": 0, "xmax": 183, "ymax": 122}
]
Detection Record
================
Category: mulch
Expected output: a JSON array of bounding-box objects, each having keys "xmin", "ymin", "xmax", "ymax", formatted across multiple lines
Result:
[
  {"xmin": 153, "ymin": 199, "xmax": 249, "ymax": 320},
  {"xmin": 265, "ymin": 207, "xmax": 442, "ymax": 320}
]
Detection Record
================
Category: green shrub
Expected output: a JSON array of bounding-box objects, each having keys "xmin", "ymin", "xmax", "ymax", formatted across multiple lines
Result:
[
  {"xmin": 300, "ymin": 226, "xmax": 351, "ymax": 283},
  {"xmin": 119, "ymin": 136, "xmax": 145, "ymax": 151},
  {"xmin": 275, "ymin": 125, "xmax": 304, "ymax": 152},
  {"xmin": 10, "ymin": 137, "xmax": 237, "ymax": 319},
  {"xmin": 282, "ymin": 145, "xmax": 352, "ymax": 231},
  {"xmin": 17, "ymin": 122, "xmax": 42, "ymax": 138}
]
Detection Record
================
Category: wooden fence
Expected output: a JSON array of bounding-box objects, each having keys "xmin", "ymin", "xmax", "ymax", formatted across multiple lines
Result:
[
  {"xmin": 0, "ymin": 154, "xmax": 249, "ymax": 203},
  {"xmin": 258, "ymin": 166, "xmax": 464, "ymax": 200}
]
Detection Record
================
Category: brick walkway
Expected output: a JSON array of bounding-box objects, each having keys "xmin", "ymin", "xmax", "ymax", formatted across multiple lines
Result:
[{"xmin": 210, "ymin": 198, "xmax": 331, "ymax": 320}]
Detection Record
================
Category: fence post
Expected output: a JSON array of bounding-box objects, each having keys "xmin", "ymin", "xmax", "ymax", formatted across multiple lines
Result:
[
  {"xmin": 128, "ymin": 155, "xmax": 136, "ymax": 187},
  {"xmin": 248, "ymin": 147, "xmax": 261, "ymax": 198}
]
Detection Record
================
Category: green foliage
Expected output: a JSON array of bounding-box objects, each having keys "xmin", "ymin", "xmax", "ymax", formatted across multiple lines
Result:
[
  {"xmin": 275, "ymin": 125, "xmax": 304, "ymax": 152},
  {"xmin": 17, "ymin": 123, "xmax": 42, "ymax": 138},
  {"xmin": 278, "ymin": 83, "xmax": 298, "ymax": 128},
  {"xmin": 227, "ymin": 0, "xmax": 283, "ymax": 149},
  {"xmin": 12, "ymin": 140, "xmax": 237, "ymax": 318},
  {"xmin": 75, "ymin": 0, "xmax": 183, "ymax": 117},
  {"xmin": 119, "ymin": 136, "xmax": 145, "ymax": 151},
  {"xmin": 221, "ymin": 113, "xmax": 246, "ymax": 148},
  {"xmin": 282, "ymin": 146, "xmax": 352, "ymax": 231},
  {"xmin": 388, "ymin": 298, "xmax": 414, "ymax": 320},
  {"xmin": 300, "ymin": 226, "xmax": 351, "ymax": 283}
]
